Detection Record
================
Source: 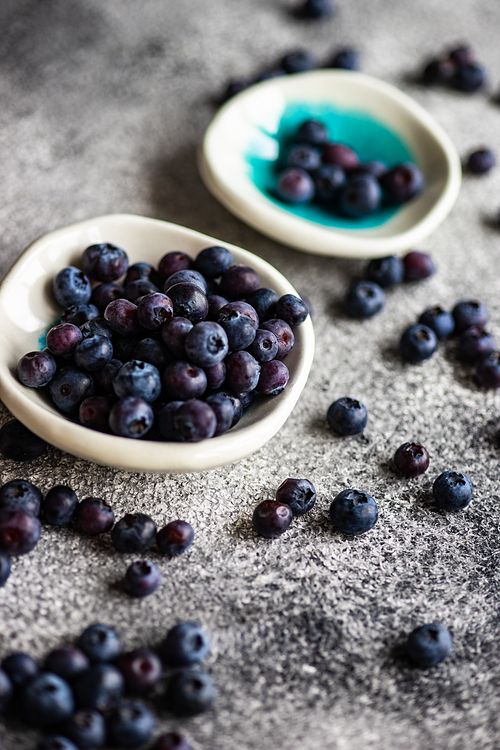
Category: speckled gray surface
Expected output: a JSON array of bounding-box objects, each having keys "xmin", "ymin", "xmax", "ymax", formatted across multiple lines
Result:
[{"xmin": 1, "ymin": 1, "xmax": 500, "ymax": 748}]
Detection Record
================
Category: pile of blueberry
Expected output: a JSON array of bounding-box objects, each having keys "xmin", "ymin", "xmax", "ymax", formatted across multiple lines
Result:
[
  {"xmin": 343, "ymin": 250, "xmax": 435, "ymax": 319},
  {"xmin": 420, "ymin": 43, "xmax": 487, "ymax": 93},
  {"xmin": 0, "ymin": 621, "xmax": 213, "ymax": 749},
  {"xmin": 275, "ymin": 119, "xmax": 424, "ymax": 217},
  {"xmin": 15, "ymin": 242, "xmax": 309, "ymax": 443},
  {"xmin": 0, "ymin": 477, "xmax": 194, "ymax": 595}
]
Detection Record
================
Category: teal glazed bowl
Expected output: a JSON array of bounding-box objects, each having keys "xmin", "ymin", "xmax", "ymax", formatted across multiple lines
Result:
[{"xmin": 200, "ymin": 70, "xmax": 462, "ymax": 258}]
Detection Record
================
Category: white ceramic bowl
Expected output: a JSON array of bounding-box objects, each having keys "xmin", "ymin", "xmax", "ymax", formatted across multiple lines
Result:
[
  {"xmin": 199, "ymin": 70, "xmax": 462, "ymax": 259},
  {"xmin": 0, "ymin": 214, "xmax": 315, "ymax": 473}
]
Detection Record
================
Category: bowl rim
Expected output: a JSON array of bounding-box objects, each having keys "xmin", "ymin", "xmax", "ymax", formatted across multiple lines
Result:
[
  {"xmin": 200, "ymin": 69, "xmax": 462, "ymax": 258},
  {"xmin": 0, "ymin": 213, "xmax": 315, "ymax": 473}
]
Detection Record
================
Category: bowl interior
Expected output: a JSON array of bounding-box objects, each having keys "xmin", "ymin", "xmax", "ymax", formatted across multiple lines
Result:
[
  {"xmin": 0, "ymin": 214, "xmax": 315, "ymax": 473},
  {"xmin": 200, "ymin": 70, "xmax": 461, "ymax": 258}
]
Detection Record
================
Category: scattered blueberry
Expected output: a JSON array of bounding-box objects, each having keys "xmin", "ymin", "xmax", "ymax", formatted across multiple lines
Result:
[
  {"xmin": 466, "ymin": 148, "xmax": 496, "ymax": 174},
  {"xmin": 451, "ymin": 61, "xmax": 486, "ymax": 92},
  {"xmin": 124, "ymin": 560, "xmax": 161, "ymax": 597},
  {"xmin": 418, "ymin": 306, "xmax": 455, "ymax": 339},
  {"xmin": 296, "ymin": 0, "xmax": 336, "ymax": 20},
  {"xmin": 161, "ymin": 622, "xmax": 210, "ymax": 667},
  {"xmin": 458, "ymin": 325, "xmax": 496, "ymax": 362},
  {"xmin": 452, "ymin": 299, "xmax": 489, "ymax": 332},
  {"xmin": 476, "ymin": 351, "xmax": 500, "ymax": 388},
  {"xmin": 153, "ymin": 732, "xmax": 193, "ymax": 750},
  {"xmin": 252, "ymin": 500, "xmax": 293, "ymax": 538},
  {"xmin": 77, "ymin": 624, "xmax": 122, "ymax": 665},
  {"xmin": 165, "ymin": 669, "xmax": 216, "ymax": 716},
  {"xmin": 0, "ymin": 419, "xmax": 48, "ymax": 462},
  {"xmin": 275, "ymin": 478, "xmax": 316, "ymax": 516},
  {"xmin": 0, "ymin": 508, "xmax": 41, "ymax": 555},
  {"xmin": 107, "ymin": 699, "xmax": 156, "ymax": 748},
  {"xmin": 399, "ymin": 324, "xmax": 438, "ymax": 363},
  {"xmin": 281, "ymin": 49, "xmax": 316, "ymax": 74},
  {"xmin": 42, "ymin": 485, "xmax": 78, "ymax": 525},
  {"xmin": 157, "ymin": 520, "xmax": 194, "ymax": 556},
  {"xmin": 330, "ymin": 46, "xmax": 361, "ymax": 71},
  {"xmin": 76, "ymin": 497, "xmax": 115, "ymax": 536},
  {"xmin": 365, "ymin": 256, "xmax": 404, "ymax": 288},
  {"xmin": 329, "ymin": 489, "xmax": 378, "ymax": 535},
  {"xmin": 406, "ymin": 623, "xmax": 452, "ymax": 667},
  {"xmin": 433, "ymin": 471, "xmax": 473, "ymax": 511},
  {"xmin": 327, "ymin": 397, "xmax": 368, "ymax": 435},
  {"xmin": 0, "ymin": 479, "xmax": 42, "ymax": 516},
  {"xmin": 72, "ymin": 663, "xmax": 125, "ymax": 712},
  {"xmin": 112, "ymin": 513, "xmax": 157, "ymax": 554},
  {"xmin": 344, "ymin": 281, "xmax": 385, "ymax": 318},
  {"xmin": 402, "ymin": 251, "xmax": 436, "ymax": 281},
  {"xmin": 116, "ymin": 649, "xmax": 162, "ymax": 695},
  {"xmin": 44, "ymin": 646, "xmax": 90, "ymax": 682},
  {"xmin": 393, "ymin": 442, "xmax": 430, "ymax": 477}
]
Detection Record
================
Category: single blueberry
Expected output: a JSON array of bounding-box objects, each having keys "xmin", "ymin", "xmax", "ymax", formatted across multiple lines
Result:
[
  {"xmin": 406, "ymin": 623, "xmax": 452, "ymax": 667},
  {"xmin": 275, "ymin": 294, "xmax": 309, "ymax": 327},
  {"xmin": 0, "ymin": 508, "xmax": 41, "ymax": 555},
  {"xmin": 252, "ymin": 500, "xmax": 293, "ymax": 538},
  {"xmin": 161, "ymin": 622, "xmax": 210, "ymax": 667},
  {"xmin": 157, "ymin": 251, "xmax": 194, "ymax": 284},
  {"xmin": 296, "ymin": 0, "xmax": 336, "ymax": 20},
  {"xmin": 157, "ymin": 520, "xmax": 194, "ymax": 556},
  {"xmin": 380, "ymin": 162, "xmax": 424, "ymax": 203},
  {"xmin": 72, "ymin": 663, "xmax": 125, "ymax": 712},
  {"xmin": 393, "ymin": 442, "xmax": 430, "ymax": 477},
  {"xmin": 219, "ymin": 265, "xmax": 260, "ymax": 300},
  {"xmin": 125, "ymin": 279, "xmax": 160, "ymax": 303},
  {"xmin": 174, "ymin": 399, "xmax": 217, "ymax": 442},
  {"xmin": 77, "ymin": 623, "xmax": 122, "ymax": 664},
  {"xmin": 312, "ymin": 163, "xmax": 346, "ymax": 205},
  {"xmin": 61, "ymin": 302, "xmax": 100, "ymax": 327},
  {"xmin": 0, "ymin": 419, "xmax": 48, "ymax": 462},
  {"xmin": 275, "ymin": 478, "xmax": 316, "ymax": 516},
  {"xmin": 109, "ymin": 396, "xmax": 154, "ymax": 438},
  {"xmin": 1, "ymin": 652, "xmax": 39, "ymax": 687},
  {"xmin": 137, "ymin": 292, "xmax": 174, "ymax": 330},
  {"xmin": 167, "ymin": 282, "xmax": 209, "ymax": 323},
  {"xmin": 329, "ymin": 489, "xmax": 378, "ymax": 535},
  {"xmin": 297, "ymin": 119, "xmax": 329, "ymax": 146},
  {"xmin": 224, "ymin": 351, "xmax": 261, "ymax": 394},
  {"xmin": 327, "ymin": 397, "xmax": 368, "ymax": 435},
  {"xmin": 104, "ymin": 298, "xmax": 141, "ymax": 336},
  {"xmin": 466, "ymin": 148, "xmax": 496, "ymax": 174},
  {"xmin": 285, "ymin": 143, "xmax": 322, "ymax": 172},
  {"xmin": 165, "ymin": 669, "xmax": 216, "ymax": 716},
  {"xmin": 276, "ymin": 168, "xmax": 315, "ymax": 204},
  {"xmin": 330, "ymin": 46, "xmax": 361, "ymax": 70},
  {"xmin": 107, "ymin": 699, "xmax": 156, "ymax": 748},
  {"xmin": 421, "ymin": 56, "xmax": 454, "ymax": 85},
  {"xmin": 61, "ymin": 709, "xmax": 107, "ymax": 749},
  {"xmin": 340, "ymin": 174, "xmax": 382, "ymax": 217},
  {"xmin": 451, "ymin": 62, "xmax": 486, "ymax": 92},
  {"xmin": 281, "ymin": 49, "xmax": 316, "ymax": 74},
  {"xmin": 42, "ymin": 485, "xmax": 78, "ymax": 525},
  {"xmin": 476, "ymin": 351, "xmax": 500, "ymax": 388},
  {"xmin": 452, "ymin": 299, "xmax": 489, "ymax": 332},
  {"xmin": 259, "ymin": 319, "xmax": 294, "ymax": 360},
  {"xmin": 115, "ymin": 649, "xmax": 162, "ymax": 695},
  {"xmin": 402, "ymin": 250, "xmax": 436, "ymax": 281},
  {"xmin": 16, "ymin": 350, "xmax": 57, "ymax": 388},
  {"xmin": 418, "ymin": 306, "xmax": 455, "ymax": 339},
  {"xmin": 458, "ymin": 326, "xmax": 496, "ymax": 362},
  {"xmin": 79, "ymin": 395, "xmax": 114, "ymax": 433},
  {"xmin": 399, "ymin": 324, "xmax": 438, "ymax": 363},
  {"xmin": 245, "ymin": 288, "xmax": 279, "ymax": 322},
  {"xmin": 256, "ymin": 359, "xmax": 289, "ymax": 395},
  {"xmin": 322, "ymin": 142, "xmax": 360, "ymax": 171},
  {"xmin": 113, "ymin": 360, "xmax": 162, "ymax": 402},
  {"xmin": 46, "ymin": 322, "xmax": 83, "ymax": 357},
  {"xmin": 20, "ymin": 671, "xmax": 74, "ymax": 725},
  {"xmin": 124, "ymin": 559, "xmax": 162, "ymax": 597},
  {"xmin": 194, "ymin": 245, "xmax": 234, "ymax": 279},
  {"xmin": 184, "ymin": 321, "xmax": 229, "ymax": 367},
  {"xmin": 74, "ymin": 334, "xmax": 114, "ymax": 372},
  {"xmin": 44, "ymin": 646, "xmax": 90, "ymax": 682},
  {"xmin": 112, "ymin": 513, "xmax": 157, "ymax": 554},
  {"xmin": 0, "ymin": 479, "xmax": 42, "ymax": 516},
  {"xmin": 344, "ymin": 281, "xmax": 385, "ymax": 318},
  {"xmin": 76, "ymin": 497, "xmax": 115, "ymax": 535},
  {"xmin": 433, "ymin": 471, "xmax": 473, "ymax": 511},
  {"xmin": 52, "ymin": 266, "xmax": 92, "ymax": 308},
  {"xmin": 81, "ymin": 243, "xmax": 129, "ymax": 283},
  {"xmin": 49, "ymin": 366, "xmax": 94, "ymax": 414},
  {"xmin": 365, "ymin": 256, "xmax": 404, "ymax": 288}
]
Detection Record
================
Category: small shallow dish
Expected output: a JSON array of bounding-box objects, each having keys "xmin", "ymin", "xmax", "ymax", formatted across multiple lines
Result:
[
  {"xmin": 0, "ymin": 214, "xmax": 315, "ymax": 473},
  {"xmin": 200, "ymin": 70, "xmax": 462, "ymax": 259}
]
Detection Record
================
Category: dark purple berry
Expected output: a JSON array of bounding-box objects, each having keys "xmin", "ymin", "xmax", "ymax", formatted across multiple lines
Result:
[
  {"xmin": 167, "ymin": 282, "xmax": 209, "ymax": 323},
  {"xmin": 365, "ymin": 256, "xmax": 404, "ymax": 288},
  {"xmin": 137, "ymin": 292, "xmax": 174, "ymax": 330},
  {"xmin": 91, "ymin": 282, "xmax": 125, "ymax": 311},
  {"xmin": 476, "ymin": 351, "xmax": 500, "ymax": 388},
  {"xmin": 466, "ymin": 148, "xmax": 496, "ymax": 174},
  {"xmin": 421, "ymin": 57, "xmax": 454, "ymax": 85},
  {"xmin": 109, "ymin": 397, "xmax": 154, "ymax": 438},
  {"xmin": 162, "ymin": 317, "xmax": 193, "ymax": 358},
  {"xmin": 245, "ymin": 288, "xmax": 279, "ymax": 322},
  {"xmin": 61, "ymin": 708, "xmax": 106, "ymax": 749},
  {"xmin": 174, "ymin": 399, "xmax": 217, "ymax": 442},
  {"xmin": 79, "ymin": 395, "xmax": 114, "ymax": 432},
  {"xmin": 286, "ymin": 143, "xmax": 322, "ymax": 172},
  {"xmin": 184, "ymin": 321, "xmax": 229, "ymax": 367},
  {"xmin": 205, "ymin": 393, "xmax": 235, "ymax": 435},
  {"xmin": 327, "ymin": 397, "xmax": 368, "ymax": 435},
  {"xmin": 393, "ymin": 442, "xmax": 430, "ymax": 477},
  {"xmin": 74, "ymin": 334, "xmax": 114, "ymax": 372},
  {"xmin": 418, "ymin": 306, "xmax": 455, "ymax": 339},
  {"xmin": 297, "ymin": 119, "xmax": 329, "ymax": 146},
  {"xmin": 0, "ymin": 508, "xmax": 41, "ymax": 555},
  {"xmin": 44, "ymin": 647, "xmax": 90, "ymax": 682},
  {"xmin": 312, "ymin": 164, "xmax": 346, "ymax": 204},
  {"xmin": 275, "ymin": 294, "xmax": 309, "ymax": 326},
  {"xmin": 277, "ymin": 168, "xmax": 315, "ymax": 204},
  {"xmin": 0, "ymin": 479, "xmax": 42, "ymax": 516},
  {"xmin": 76, "ymin": 497, "xmax": 115, "ymax": 535},
  {"xmin": 281, "ymin": 49, "xmax": 316, "ymax": 74},
  {"xmin": 220, "ymin": 265, "xmax": 260, "ymax": 300},
  {"xmin": 451, "ymin": 62, "xmax": 486, "ymax": 92},
  {"xmin": 195, "ymin": 245, "xmax": 234, "ymax": 279},
  {"xmin": 125, "ymin": 262, "xmax": 159, "ymax": 287},
  {"xmin": 107, "ymin": 699, "xmax": 156, "ymax": 748},
  {"xmin": 433, "ymin": 471, "xmax": 473, "ymax": 511},
  {"xmin": 402, "ymin": 251, "xmax": 436, "ymax": 281},
  {"xmin": 163, "ymin": 360, "xmax": 207, "ymax": 400},
  {"xmin": 260, "ymin": 319, "xmax": 294, "ymax": 359},
  {"xmin": 78, "ymin": 623, "xmax": 122, "ymax": 664},
  {"xmin": 116, "ymin": 649, "xmax": 162, "ymax": 694},
  {"xmin": 458, "ymin": 326, "xmax": 496, "ymax": 362},
  {"xmin": 113, "ymin": 360, "xmax": 161, "ymax": 402},
  {"xmin": 275, "ymin": 478, "xmax": 316, "ymax": 516},
  {"xmin": 152, "ymin": 732, "xmax": 192, "ymax": 750},
  {"xmin": 2, "ymin": 652, "xmax": 38, "ymax": 687},
  {"xmin": 132, "ymin": 338, "xmax": 171, "ymax": 371},
  {"xmin": 323, "ymin": 143, "xmax": 360, "ymax": 172},
  {"xmin": 104, "ymin": 299, "xmax": 141, "ymax": 336},
  {"xmin": 246, "ymin": 328, "xmax": 279, "ymax": 362},
  {"xmin": 204, "ymin": 360, "xmax": 226, "ymax": 390},
  {"xmin": 252, "ymin": 500, "xmax": 293, "ymax": 538},
  {"xmin": 53, "ymin": 267, "xmax": 92, "ymax": 308},
  {"xmin": 452, "ymin": 299, "xmax": 489, "ymax": 332},
  {"xmin": 72, "ymin": 663, "xmax": 124, "ymax": 712},
  {"xmin": 42, "ymin": 485, "xmax": 78, "ymax": 525},
  {"xmin": 124, "ymin": 560, "xmax": 161, "ymax": 597},
  {"xmin": 61, "ymin": 303, "xmax": 100, "ymax": 327},
  {"xmin": 112, "ymin": 513, "xmax": 157, "ymax": 554},
  {"xmin": 46, "ymin": 323, "xmax": 83, "ymax": 357},
  {"xmin": 225, "ymin": 351, "xmax": 261, "ymax": 394},
  {"xmin": 157, "ymin": 520, "xmax": 194, "ymax": 556},
  {"xmin": 125, "ymin": 279, "xmax": 160, "ymax": 303},
  {"xmin": 16, "ymin": 350, "xmax": 57, "ymax": 387},
  {"xmin": 49, "ymin": 366, "xmax": 94, "ymax": 413},
  {"xmin": 340, "ymin": 174, "xmax": 382, "ymax": 216},
  {"xmin": 330, "ymin": 46, "xmax": 360, "ymax": 70},
  {"xmin": 256, "ymin": 359, "xmax": 289, "ymax": 395},
  {"xmin": 380, "ymin": 162, "xmax": 424, "ymax": 203},
  {"xmin": 81, "ymin": 243, "xmax": 129, "ymax": 282},
  {"xmin": 164, "ymin": 270, "xmax": 207, "ymax": 295},
  {"xmin": 0, "ymin": 553, "xmax": 11, "ymax": 587},
  {"xmin": 20, "ymin": 672, "xmax": 74, "ymax": 725},
  {"xmin": 0, "ymin": 419, "xmax": 48, "ymax": 462},
  {"xmin": 157, "ymin": 252, "xmax": 194, "ymax": 284}
]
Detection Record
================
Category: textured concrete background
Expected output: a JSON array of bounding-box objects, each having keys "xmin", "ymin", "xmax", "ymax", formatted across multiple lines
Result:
[{"xmin": 1, "ymin": 1, "xmax": 500, "ymax": 748}]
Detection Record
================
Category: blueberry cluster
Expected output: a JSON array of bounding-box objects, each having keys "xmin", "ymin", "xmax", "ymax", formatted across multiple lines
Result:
[
  {"xmin": 275, "ymin": 119, "xmax": 424, "ymax": 217},
  {"xmin": 16, "ymin": 242, "xmax": 309, "ymax": 443},
  {"xmin": 0, "ymin": 621, "xmax": 212, "ymax": 748},
  {"xmin": 421, "ymin": 43, "xmax": 487, "ymax": 93},
  {"xmin": 221, "ymin": 45, "xmax": 361, "ymax": 103},
  {"xmin": 252, "ymin": 477, "xmax": 317, "ymax": 537},
  {"xmin": 343, "ymin": 251, "xmax": 435, "ymax": 319}
]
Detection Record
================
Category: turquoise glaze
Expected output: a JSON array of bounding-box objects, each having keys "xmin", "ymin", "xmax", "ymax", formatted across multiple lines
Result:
[{"xmin": 246, "ymin": 102, "xmax": 415, "ymax": 229}]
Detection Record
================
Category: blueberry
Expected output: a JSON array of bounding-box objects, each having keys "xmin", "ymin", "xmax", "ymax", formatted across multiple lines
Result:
[
  {"xmin": 82, "ymin": 243, "xmax": 129, "ymax": 282},
  {"xmin": 72, "ymin": 663, "xmax": 125, "ymax": 712},
  {"xmin": 259, "ymin": 319, "xmax": 294, "ymax": 359},
  {"xmin": 104, "ymin": 299, "xmax": 141, "ymax": 336},
  {"xmin": 452, "ymin": 299, "xmax": 489, "ymax": 332},
  {"xmin": 157, "ymin": 251, "xmax": 194, "ymax": 284},
  {"xmin": 132, "ymin": 338, "xmax": 171, "ymax": 371},
  {"xmin": 421, "ymin": 56, "xmax": 454, "ymax": 85},
  {"xmin": 1, "ymin": 652, "xmax": 38, "ymax": 687},
  {"xmin": 53, "ymin": 266, "xmax": 92, "ymax": 308},
  {"xmin": 296, "ymin": 0, "xmax": 336, "ymax": 20},
  {"xmin": 136, "ymin": 292, "xmax": 174, "ymax": 330},
  {"xmin": 61, "ymin": 302, "xmax": 100, "ymax": 327},
  {"xmin": 162, "ymin": 317, "xmax": 193, "ymax": 358},
  {"xmin": 42, "ymin": 485, "xmax": 78, "ymax": 525},
  {"xmin": 451, "ymin": 62, "xmax": 486, "ymax": 92},
  {"xmin": 297, "ymin": 119, "xmax": 329, "ymax": 146},
  {"xmin": 312, "ymin": 163, "xmax": 346, "ymax": 205},
  {"xmin": 246, "ymin": 328, "xmax": 279, "ymax": 363},
  {"xmin": 275, "ymin": 294, "xmax": 309, "ymax": 327},
  {"xmin": 330, "ymin": 46, "xmax": 361, "ymax": 71},
  {"xmin": 44, "ymin": 646, "xmax": 90, "ymax": 682},
  {"xmin": 0, "ymin": 419, "xmax": 48, "ymax": 462},
  {"xmin": 125, "ymin": 279, "xmax": 160, "ymax": 303},
  {"xmin": 37, "ymin": 737, "xmax": 79, "ymax": 750},
  {"xmin": 62, "ymin": 709, "xmax": 107, "ymax": 749},
  {"xmin": 0, "ymin": 553, "xmax": 11, "ymax": 587},
  {"xmin": 204, "ymin": 360, "xmax": 227, "ymax": 390},
  {"xmin": 252, "ymin": 500, "xmax": 293, "ymax": 538},
  {"xmin": 124, "ymin": 559, "xmax": 161, "ymax": 597},
  {"xmin": 194, "ymin": 245, "xmax": 234, "ymax": 279},
  {"xmin": 158, "ymin": 400, "xmax": 184, "ymax": 441},
  {"xmin": 402, "ymin": 250, "xmax": 436, "ymax": 281},
  {"xmin": 78, "ymin": 624, "xmax": 122, "ymax": 664},
  {"xmin": 74, "ymin": 334, "xmax": 114, "ymax": 372},
  {"xmin": 49, "ymin": 366, "xmax": 94, "ymax": 414},
  {"xmin": 125, "ymin": 262, "xmax": 159, "ymax": 288},
  {"xmin": 281, "ymin": 49, "xmax": 316, "ymax": 74},
  {"xmin": 406, "ymin": 623, "xmax": 452, "ymax": 667},
  {"xmin": 224, "ymin": 351, "xmax": 261, "ymax": 394},
  {"xmin": 0, "ymin": 667, "xmax": 13, "ymax": 710},
  {"xmin": 399, "ymin": 324, "xmax": 438, "ymax": 363},
  {"xmin": 256, "ymin": 359, "xmax": 289, "ymax": 395},
  {"xmin": 0, "ymin": 479, "xmax": 42, "ymax": 516},
  {"xmin": 218, "ymin": 305, "xmax": 257, "ymax": 351},
  {"xmin": 433, "ymin": 471, "xmax": 473, "ymax": 511},
  {"xmin": 157, "ymin": 520, "xmax": 194, "ymax": 556},
  {"xmin": 164, "ymin": 270, "xmax": 207, "ymax": 296},
  {"xmin": 245, "ymin": 288, "xmax": 279, "ymax": 322},
  {"xmin": 91, "ymin": 282, "xmax": 126, "ymax": 311},
  {"xmin": 393, "ymin": 442, "xmax": 430, "ymax": 477},
  {"xmin": 353, "ymin": 160, "xmax": 387, "ymax": 178},
  {"xmin": 466, "ymin": 148, "xmax": 496, "ymax": 174},
  {"xmin": 46, "ymin": 322, "xmax": 83, "ymax": 357},
  {"xmin": 380, "ymin": 162, "xmax": 424, "ymax": 203},
  {"xmin": 16, "ymin": 350, "xmax": 57, "ymax": 387},
  {"xmin": 476, "ymin": 351, "xmax": 500, "ymax": 388},
  {"xmin": 163, "ymin": 361, "xmax": 207, "ymax": 400},
  {"xmin": 448, "ymin": 44, "xmax": 476, "ymax": 66},
  {"xmin": 76, "ymin": 497, "xmax": 115, "ymax": 535},
  {"xmin": 327, "ymin": 397, "xmax": 368, "ymax": 435},
  {"xmin": 322, "ymin": 142, "xmax": 360, "ymax": 172},
  {"xmin": 93, "ymin": 358, "xmax": 124, "ymax": 395},
  {"xmin": 285, "ymin": 144, "xmax": 322, "ymax": 172},
  {"xmin": 330, "ymin": 489, "xmax": 378, "ymax": 535},
  {"xmin": 116, "ymin": 649, "xmax": 162, "ymax": 694},
  {"xmin": 458, "ymin": 325, "xmax": 496, "ymax": 362},
  {"xmin": 107, "ymin": 699, "xmax": 156, "ymax": 748},
  {"xmin": 80, "ymin": 317, "xmax": 113, "ymax": 341},
  {"xmin": 205, "ymin": 393, "xmax": 236, "ymax": 436},
  {"xmin": 109, "ymin": 396, "xmax": 154, "ymax": 438},
  {"xmin": 365, "ymin": 256, "xmax": 404, "ymax": 288},
  {"xmin": 79, "ymin": 395, "xmax": 114, "ymax": 432},
  {"xmin": 418, "ymin": 306, "xmax": 455, "ymax": 339},
  {"xmin": 206, "ymin": 294, "xmax": 229, "ymax": 321},
  {"xmin": 184, "ymin": 321, "xmax": 229, "ymax": 367},
  {"xmin": 20, "ymin": 671, "xmax": 74, "ymax": 725},
  {"xmin": 340, "ymin": 174, "xmax": 382, "ymax": 216},
  {"xmin": 165, "ymin": 669, "xmax": 216, "ymax": 716},
  {"xmin": 167, "ymin": 282, "xmax": 209, "ymax": 323},
  {"xmin": 0, "ymin": 508, "xmax": 41, "ymax": 555},
  {"xmin": 111, "ymin": 513, "xmax": 157, "ymax": 554},
  {"xmin": 277, "ymin": 168, "xmax": 315, "ymax": 203},
  {"xmin": 219, "ymin": 265, "xmax": 260, "ymax": 300},
  {"xmin": 344, "ymin": 281, "xmax": 385, "ymax": 318},
  {"xmin": 152, "ymin": 732, "xmax": 193, "ymax": 750},
  {"xmin": 174, "ymin": 399, "xmax": 217, "ymax": 442},
  {"xmin": 275, "ymin": 477, "xmax": 316, "ymax": 516},
  {"xmin": 113, "ymin": 360, "xmax": 162, "ymax": 402}
]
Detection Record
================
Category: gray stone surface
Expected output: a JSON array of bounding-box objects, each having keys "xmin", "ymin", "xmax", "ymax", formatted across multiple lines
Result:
[{"xmin": 1, "ymin": 1, "xmax": 500, "ymax": 748}]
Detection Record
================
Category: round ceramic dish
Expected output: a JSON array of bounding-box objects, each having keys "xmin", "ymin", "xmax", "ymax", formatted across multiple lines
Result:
[
  {"xmin": 199, "ymin": 70, "xmax": 462, "ymax": 259},
  {"xmin": 0, "ymin": 214, "xmax": 315, "ymax": 473}
]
